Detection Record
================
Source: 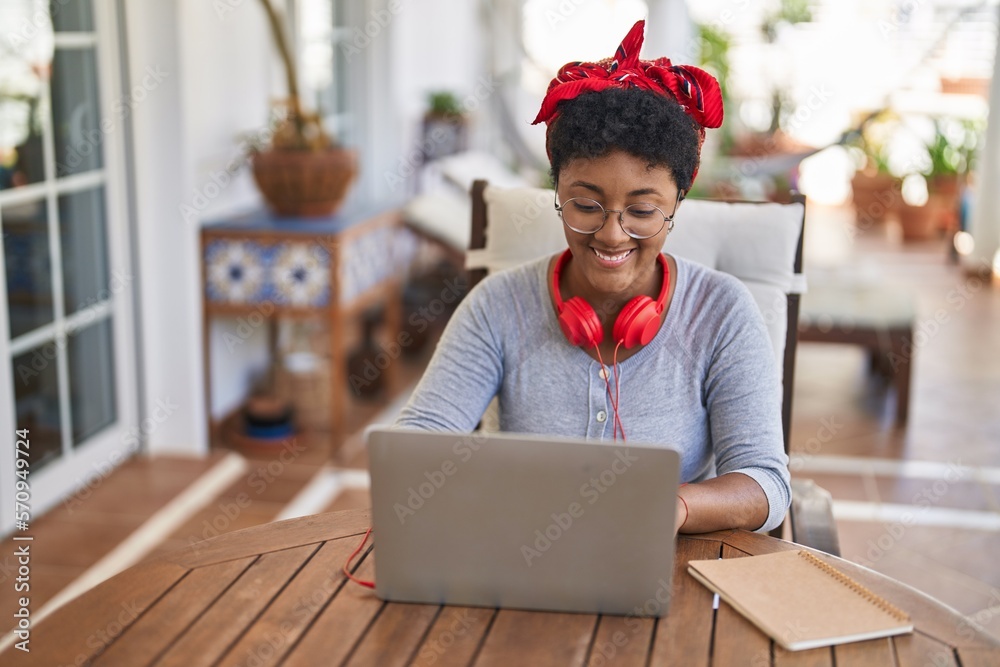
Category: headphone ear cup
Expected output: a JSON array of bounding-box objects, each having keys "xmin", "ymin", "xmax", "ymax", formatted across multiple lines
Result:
[
  {"xmin": 613, "ymin": 296, "xmax": 661, "ymax": 348},
  {"xmin": 559, "ymin": 296, "xmax": 604, "ymax": 348}
]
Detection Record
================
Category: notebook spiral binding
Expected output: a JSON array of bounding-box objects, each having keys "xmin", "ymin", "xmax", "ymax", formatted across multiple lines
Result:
[{"xmin": 798, "ymin": 551, "xmax": 910, "ymax": 622}]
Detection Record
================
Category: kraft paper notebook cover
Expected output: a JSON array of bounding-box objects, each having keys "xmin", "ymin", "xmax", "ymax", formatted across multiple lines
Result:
[{"xmin": 687, "ymin": 550, "xmax": 913, "ymax": 651}]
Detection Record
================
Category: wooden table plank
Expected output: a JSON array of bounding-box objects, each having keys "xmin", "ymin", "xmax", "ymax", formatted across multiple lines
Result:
[
  {"xmin": 713, "ymin": 602, "xmax": 773, "ymax": 667},
  {"xmin": 711, "ymin": 545, "xmax": 773, "ymax": 667},
  {"xmin": 344, "ymin": 602, "xmax": 441, "ymax": 666},
  {"xmin": 214, "ymin": 538, "xmax": 361, "ymax": 667},
  {"xmin": 719, "ymin": 531, "xmax": 1000, "ymax": 651},
  {"xmin": 473, "ymin": 609, "xmax": 597, "ymax": 667},
  {"xmin": 833, "ymin": 638, "xmax": 894, "ymax": 666},
  {"xmin": 283, "ymin": 549, "xmax": 384, "ymax": 667},
  {"xmin": 161, "ymin": 509, "xmax": 372, "ymax": 568},
  {"xmin": 409, "ymin": 606, "xmax": 497, "ymax": 667},
  {"xmin": 155, "ymin": 543, "xmax": 319, "ymax": 666},
  {"xmin": 6, "ymin": 559, "xmax": 188, "ymax": 667},
  {"xmin": 94, "ymin": 556, "xmax": 254, "ymax": 666},
  {"xmin": 585, "ymin": 614, "xmax": 655, "ymax": 667},
  {"xmin": 773, "ymin": 645, "xmax": 834, "ymax": 667},
  {"xmin": 894, "ymin": 632, "xmax": 958, "ymax": 667},
  {"xmin": 956, "ymin": 647, "xmax": 1000, "ymax": 667},
  {"xmin": 649, "ymin": 538, "xmax": 721, "ymax": 667}
]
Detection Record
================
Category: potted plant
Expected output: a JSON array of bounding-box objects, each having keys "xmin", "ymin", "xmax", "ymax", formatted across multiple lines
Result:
[
  {"xmin": 847, "ymin": 111, "xmax": 901, "ymax": 226},
  {"xmin": 251, "ymin": 0, "xmax": 357, "ymax": 217},
  {"xmin": 895, "ymin": 178, "xmax": 939, "ymax": 242},
  {"xmin": 923, "ymin": 118, "xmax": 982, "ymax": 232},
  {"xmin": 421, "ymin": 90, "xmax": 467, "ymax": 161}
]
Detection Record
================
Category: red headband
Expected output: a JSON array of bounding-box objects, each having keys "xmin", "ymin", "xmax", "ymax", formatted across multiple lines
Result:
[{"xmin": 532, "ymin": 20, "xmax": 724, "ymax": 185}]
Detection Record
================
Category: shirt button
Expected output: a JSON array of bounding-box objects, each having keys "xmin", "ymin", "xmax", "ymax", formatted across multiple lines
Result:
[
  {"xmin": 596, "ymin": 411, "xmax": 607, "ymax": 423},
  {"xmin": 599, "ymin": 368, "xmax": 609, "ymax": 380}
]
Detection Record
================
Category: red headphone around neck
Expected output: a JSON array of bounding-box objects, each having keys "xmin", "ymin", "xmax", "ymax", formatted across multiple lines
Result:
[{"xmin": 552, "ymin": 249, "xmax": 670, "ymax": 350}]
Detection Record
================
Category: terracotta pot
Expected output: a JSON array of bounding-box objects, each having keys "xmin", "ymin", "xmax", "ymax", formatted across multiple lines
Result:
[
  {"xmin": 928, "ymin": 176, "xmax": 963, "ymax": 232},
  {"xmin": 897, "ymin": 201, "xmax": 939, "ymax": 242},
  {"xmin": 940, "ymin": 77, "xmax": 990, "ymax": 98},
  {"xmin": 252, "ymin": 146, "xmax": 358, "ymax": 217},
  {"xmin": 851, "ymin": 172, "xmax": 899, "ymax": 225}
]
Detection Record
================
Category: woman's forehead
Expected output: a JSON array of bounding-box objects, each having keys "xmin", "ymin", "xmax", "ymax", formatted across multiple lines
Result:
[{"xmin": 560, "ymin": 152, "xmax": 678, "ymax": 193}]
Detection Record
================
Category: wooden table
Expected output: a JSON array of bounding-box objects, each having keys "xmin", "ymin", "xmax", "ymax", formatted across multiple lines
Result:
[{"xmin": 9, "ymin": 508, "xmax": 999, "ymax": 666}]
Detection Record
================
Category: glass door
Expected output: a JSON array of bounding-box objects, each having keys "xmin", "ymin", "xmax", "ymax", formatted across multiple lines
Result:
[{"xmin": 0, "ymin": 0, "xmax": 138, "ymax": 534}]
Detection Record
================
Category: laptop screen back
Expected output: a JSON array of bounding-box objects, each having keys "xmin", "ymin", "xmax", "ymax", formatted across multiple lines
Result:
[{"xmin": 367, "ymin": 429, "xmax": 680, "ymax": 616}]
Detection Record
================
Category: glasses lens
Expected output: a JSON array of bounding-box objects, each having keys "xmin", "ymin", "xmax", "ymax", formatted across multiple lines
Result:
[
  {"xmin": 622, "ymin": 204, "xmax": 666, "ymax": 239},
  {"xmin": 560, "ymin": 198, "xmax": 606, "ymax": 234}
]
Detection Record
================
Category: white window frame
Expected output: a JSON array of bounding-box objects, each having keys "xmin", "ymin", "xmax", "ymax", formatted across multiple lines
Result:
[{"xmin": 0, "ymin": 0, "xmax": 139, "ymax": 535}]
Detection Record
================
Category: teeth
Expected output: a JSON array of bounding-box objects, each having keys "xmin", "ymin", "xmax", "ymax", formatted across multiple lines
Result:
[{"xmin": 593, "ymin": 248, "xmax": 632, "ymax": 262}]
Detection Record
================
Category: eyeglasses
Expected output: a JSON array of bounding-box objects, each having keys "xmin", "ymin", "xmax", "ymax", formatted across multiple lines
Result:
[{"xmin": 553, "ymin": 191, "xmax": 682, "ymax": 240}]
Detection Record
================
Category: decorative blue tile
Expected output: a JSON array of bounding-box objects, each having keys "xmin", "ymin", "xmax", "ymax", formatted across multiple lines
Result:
[
  {"xmin": 340, "ymin": 226, "xmax": 418, "ymax": 303},
  {"xmin": 205, "ymin": 240, "xmax": 266, "ymax": 303},
  {"xmin": 204, "ymin": 217, "xmax": 413, "ymax": 308},
  {"xmin": 271, "ymin": 242, "xmax": 330, "ymax": 307}
]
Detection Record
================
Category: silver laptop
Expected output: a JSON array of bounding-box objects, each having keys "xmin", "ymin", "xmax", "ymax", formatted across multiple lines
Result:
[{"xmin": 366, "ymin": 428, "xmax": 681, "ymax": 616}]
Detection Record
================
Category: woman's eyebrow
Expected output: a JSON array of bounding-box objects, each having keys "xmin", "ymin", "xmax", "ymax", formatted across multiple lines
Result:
[
  {"xmin": 568, "ymin": 181, "xmax": 664, "ymax": 198},
  {"xmin": 627, "ymin": 187, "xmax": 662, "ymax": 197},
  {"xmin": 569, "ymin": 180, "xmax": 602, "ymax": 194}
]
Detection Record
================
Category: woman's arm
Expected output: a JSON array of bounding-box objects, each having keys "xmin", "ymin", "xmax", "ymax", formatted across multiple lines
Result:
[
  {"xmin": 681, "ymin": 276, "xmax": 792, "ymax": 533},
  {"xmin": 393, "ymin": 279, "xmax": 505, "ymax": 432},
  {"xmin": 676, "ymin": 472, "xmax": 769, "ymax": 533}
]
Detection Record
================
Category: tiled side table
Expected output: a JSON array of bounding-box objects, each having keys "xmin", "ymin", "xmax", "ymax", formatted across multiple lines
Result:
[{"xmin": 200, "ymin": 206, "xmax": 418, "ymax": 454}]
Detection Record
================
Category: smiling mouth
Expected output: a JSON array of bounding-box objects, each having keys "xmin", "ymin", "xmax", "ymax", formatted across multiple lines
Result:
[{"xmin": 592, "ymin": 247, "xmax": 635, "ymax": 265}]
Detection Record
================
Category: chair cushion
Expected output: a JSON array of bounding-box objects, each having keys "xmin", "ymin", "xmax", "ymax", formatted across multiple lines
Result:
[
  {"xmin": 669, "ymin": 199, "xmax": 805, "ymax": 296},
  {"xmin": 465, "ymin": 185, "xmax": 805, "ymax": 363},
  {"xmin": 404, "ymin": 192, "xmax": 472, "ymax": 252},
  {"xmin": 465, "ymin": 186, "xmax": 563, "ymax": 271}
]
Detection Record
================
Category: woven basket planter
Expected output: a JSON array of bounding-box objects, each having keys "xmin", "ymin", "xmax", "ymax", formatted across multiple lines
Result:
[{"xmin": 252, "ymin": 146, "xmax": 358, "ymax": 217}]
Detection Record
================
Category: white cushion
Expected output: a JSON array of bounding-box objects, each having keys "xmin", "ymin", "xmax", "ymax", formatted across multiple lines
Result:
[
  {"xmin": 404, "ymin": 192, "xmax": 471, "ymax": 251},
  {"xmin": 465, "ymin": 185, "xmax": 805, "ymax": 365},
  {"xmin": 465, "ymin": 186, "xmax": 563, "ymax": 271},
  {"xmin": 435, "ymin": 151, "xmax": 533, "ymax": 192}
]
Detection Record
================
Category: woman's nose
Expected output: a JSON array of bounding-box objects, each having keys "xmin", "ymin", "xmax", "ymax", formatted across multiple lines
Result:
[{"xmin": 593, "ymin": 210, "xmax": 631, "ymax": 247}]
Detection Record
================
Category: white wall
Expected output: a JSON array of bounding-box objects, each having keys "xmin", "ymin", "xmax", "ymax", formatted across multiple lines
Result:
[
  {"xmin": 389, "ymin": 0, "xmax": 481, "ymax": 153},
  {"xmin": 127, "ymin": 0, "xmax": 280, "ymax": 454},
  {"xmin": 178, "ymin": 0, "xmax": 278, "ymax": 422},
  {"xmin": 178, "ymin": 0, "xmax": 275, "ymax": 221},
  {"xmin": 125, "ymin": 0, "xmax": 205, "ymax": 454},
  {"xmin": 646, "ymin": 0, "xmax": 693, "ymax": 62}
]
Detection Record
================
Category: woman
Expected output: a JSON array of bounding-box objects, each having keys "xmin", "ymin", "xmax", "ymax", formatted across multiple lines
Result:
[{"xmin": 395, "ymin": 21, "xmax": 790, "ymax": 534}]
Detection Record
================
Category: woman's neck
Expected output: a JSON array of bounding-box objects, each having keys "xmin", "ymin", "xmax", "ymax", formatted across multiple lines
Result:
[
  {"xmin": 548, "ymin": 253, "xmax": 677, "ymax": 364},
  {"xmin": 562, "ymin": 257, "xmax": 663, "ymax": 328}
]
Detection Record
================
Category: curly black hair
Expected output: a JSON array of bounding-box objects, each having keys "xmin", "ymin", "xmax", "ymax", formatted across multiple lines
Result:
[{"xmin": 547, "ymin": 87, "xmax": 702, "ymax": 193}]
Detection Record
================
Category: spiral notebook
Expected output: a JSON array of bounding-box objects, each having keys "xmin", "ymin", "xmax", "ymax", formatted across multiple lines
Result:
[{"xmin": 688, "ymin": 550, "xmax": 913, "ymax": 651}]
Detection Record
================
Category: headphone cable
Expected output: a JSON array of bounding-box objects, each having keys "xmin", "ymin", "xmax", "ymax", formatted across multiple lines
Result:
[
  {"xmin": 343, "ymin": 526, "xmax": 376, "ymax": 589},
  {"xmin": 594, "ymin": 345, "xmax": 627, "ymax": 441}
]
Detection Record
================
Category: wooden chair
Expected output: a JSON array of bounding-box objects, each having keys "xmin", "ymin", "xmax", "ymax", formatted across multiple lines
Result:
[{"xmin": 466, "ymin": 179, "xmax": 840, "ymax": 555}]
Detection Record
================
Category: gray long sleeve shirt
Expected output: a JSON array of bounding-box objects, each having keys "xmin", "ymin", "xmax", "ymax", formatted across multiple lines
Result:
[{"xmin": 395, "ymin": 253, "xmax": 792, "ymax": 532}]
